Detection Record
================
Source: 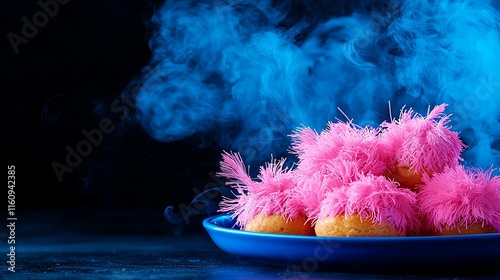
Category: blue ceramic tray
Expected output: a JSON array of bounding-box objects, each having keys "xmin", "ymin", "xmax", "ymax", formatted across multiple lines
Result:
[{"xmin": 203, "ymin": 214, "xmax": 500, "ymax": 273}]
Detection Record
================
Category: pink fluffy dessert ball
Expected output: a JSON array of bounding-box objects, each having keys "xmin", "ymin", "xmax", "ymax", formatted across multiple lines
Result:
[
  {"xmin": 217, "ymin": 151, "xmax": 314, "ymax": 235},
  {"xmin": 315, "ymin": 174, "xmax": 420, "ymax": 237},
  {"xmin": 380, "ymin": 104, "xmax": 466, "ymax": 191},
  {"xmin": 418, "ymin": 165, "xmax": 500, "ymax": 235}
]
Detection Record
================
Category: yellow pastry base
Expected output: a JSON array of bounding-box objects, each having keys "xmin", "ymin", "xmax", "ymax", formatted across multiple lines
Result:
[
  {"xmin": 430, "ymin": 223, "xmax": 496, "ymax": 236},
  {"xmin": 385, "ymin": 166, "xmax": 428, "ymax": 191},
  {"xmin": 245, "ymin": 213, "xmax": 315, "ymax": 236},
  {"xmin": 315, "ymin": 214, "xmax": 404, "ymax": 237}
]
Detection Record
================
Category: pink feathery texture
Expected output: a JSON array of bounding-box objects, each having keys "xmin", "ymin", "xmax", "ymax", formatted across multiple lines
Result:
[
  {"xmin": 287, "ymin": 121, "xmax": 388, "ymax": 222},
  {"xmin": 418, "ymin": 165, "xmax": 500, "ymax": 232},
  {"xmin": 288, "ymin": 126, "xmax": 321, "ymax": 158},
  {"xmin": 288, "ymin": 170, "xmax": 345, "ymax": 223},
  {"xmin": 289, "ymin": 159, "xmax": 378, "ymax": 223},
  {"xmin": 381, "ymin": 103, "xmax": 466, "ymax": 173},
  {"xmin": 290, "ymin": 120, "xmax": 387, "ymax": 179},
  {"xmin": 318, "ymin": 174, "xmax": 421, "ymax": 234},
  {"xmin": 286, "ymin": 119, "xmax": 390, "ymax": 224},
  {"xmin": 289, "ymin": 123, "xmax": 344, "ymax": 176},
  {"xmin": 217, "ymin": 151, "xmax": 299, "ymax": 228}
]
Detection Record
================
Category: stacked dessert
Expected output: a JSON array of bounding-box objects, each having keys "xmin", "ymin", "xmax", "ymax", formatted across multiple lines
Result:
[{"xmin": 218, "ymin": 104, "xmax": 500, "ymax": 236}]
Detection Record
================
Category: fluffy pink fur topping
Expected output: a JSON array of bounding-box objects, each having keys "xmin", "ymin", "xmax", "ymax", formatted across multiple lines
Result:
[
  {"xmin": 418, "ymin": 166, "xmax": 500, "ymax": 232},
  {"xmin": 381, "ymin": 104, "xmax": 466, "ymax": 173},
  {"xmin": 289, "ymin": 123, "xmax": 344, "ymax": 175},
  {"xmin": 319, "ymin": 174, "xmax": 420, "ymax": 233},
  {"xmin": 217, "ymin": 151, "xmax": 298, "ymax": 228},
  {"xmin": 289, "ymin": 159, "xmax": 384, "ymax": 224},
  {"xmin": 288, "ymin": 126, "xmax": 321, "ymax": 158},
  {"xmin": 288, "ymin": 171, "xmax": 345, "ymax": 222},
  {"xmin": 290, "ymin": 121, "xmax": 387, "ymax": 178}
]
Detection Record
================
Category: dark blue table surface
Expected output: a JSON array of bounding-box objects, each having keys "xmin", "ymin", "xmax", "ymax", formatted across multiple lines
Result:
[{"xmin": 2, "ymin": 210, "xmax": 500, "ymax": 280}]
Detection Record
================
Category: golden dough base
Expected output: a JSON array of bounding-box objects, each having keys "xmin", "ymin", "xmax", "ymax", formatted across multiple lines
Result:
[
  {"xmin": 245, "ymin": 214, "xmax": 315, "ymax": 236},
  {"xmin": 430, "ymin": 223, "xmax": 496, "ymax": 236},
  {"xmin": 315, "ymin": 214, "xmax": 404, "ymax": 237},
  {"xmin": 385, "ymin": 166, "xmax": 427, "ymax": 191}
]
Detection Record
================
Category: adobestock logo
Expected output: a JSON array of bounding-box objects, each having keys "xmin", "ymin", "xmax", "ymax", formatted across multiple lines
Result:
[
  {"xmin": 6, "ymin": 0, "xmax": 71, "ymax": 54},
  {"xmin": 51, "ymin": 66, "xmax": 165, "ymax": 183},
  {"xmin": 51, "ymin": 120, "xmax": 116, "ymax": 183}
]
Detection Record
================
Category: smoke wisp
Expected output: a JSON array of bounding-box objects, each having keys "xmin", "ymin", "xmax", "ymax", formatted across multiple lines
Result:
[{"xmin": 133, "ymin": 0, "xmax": 500, "ymax": 171}]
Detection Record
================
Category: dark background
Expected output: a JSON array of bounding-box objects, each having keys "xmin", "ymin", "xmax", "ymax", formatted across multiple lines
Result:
[
  {"xmin": 2, "ymin": 0, "xmax": 226, "ymax": 235},
  {"xmin": 1, "ymin": 0, "xmax": 366, "ymax": 236}
]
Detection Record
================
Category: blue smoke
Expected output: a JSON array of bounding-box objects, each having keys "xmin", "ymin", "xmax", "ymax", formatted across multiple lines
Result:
[{"xmin": 134, "ymin": 0, "xmax": 500, "ymax": 171}]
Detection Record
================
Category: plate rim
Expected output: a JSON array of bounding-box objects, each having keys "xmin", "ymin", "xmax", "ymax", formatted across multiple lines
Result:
[{"xmin": 203, "ymin": 213, "xmax": 500, "ymax": 273}]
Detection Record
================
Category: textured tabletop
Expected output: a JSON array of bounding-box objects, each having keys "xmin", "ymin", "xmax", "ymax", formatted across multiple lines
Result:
[{"xmin": 2, "ymin": 210, "xmax": 499, "ymax": 280}]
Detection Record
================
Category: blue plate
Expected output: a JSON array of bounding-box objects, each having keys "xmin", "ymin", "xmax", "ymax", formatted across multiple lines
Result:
[{"xmin": 203, "ymin": 214, "xmax": 500, "ymax": 273}]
